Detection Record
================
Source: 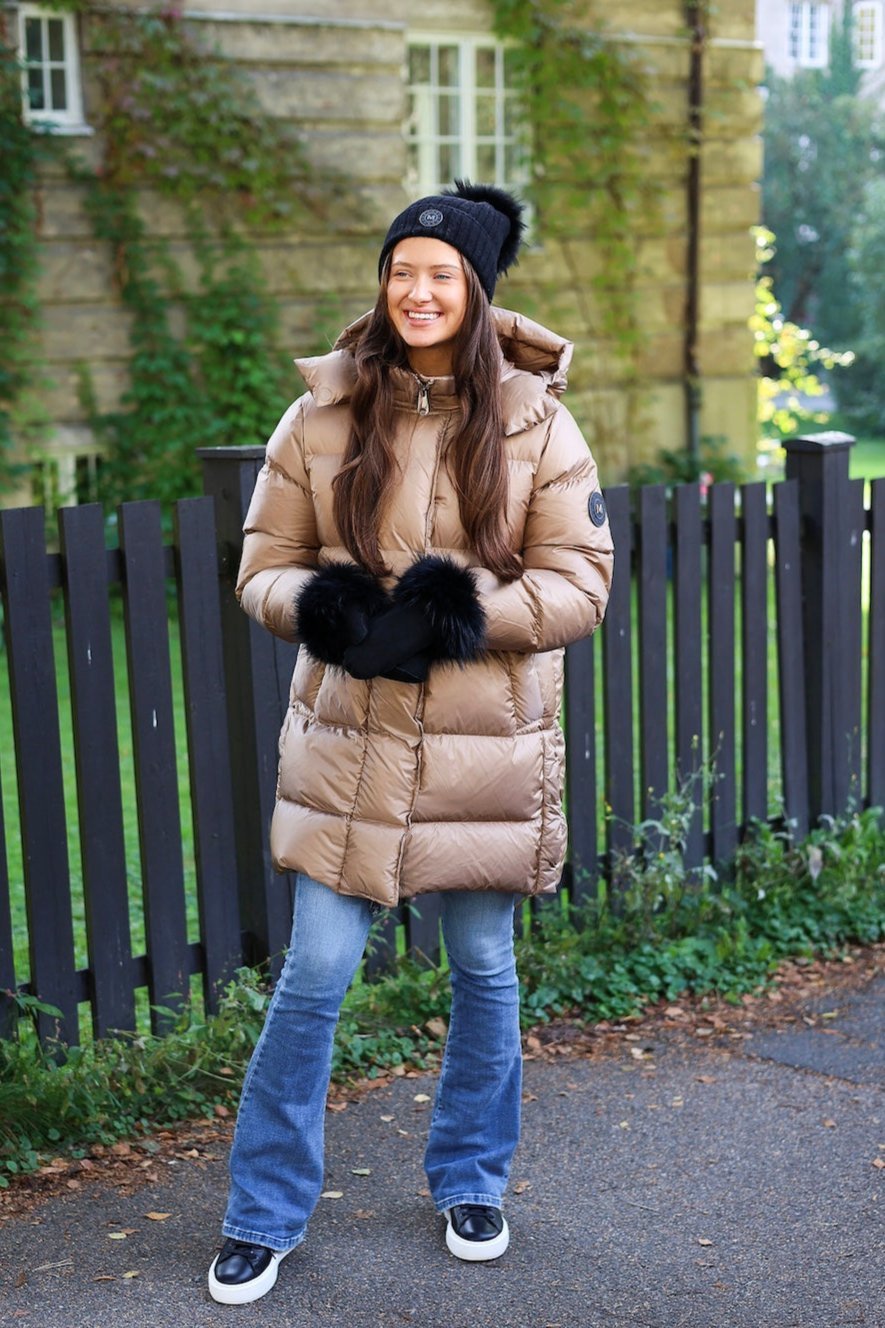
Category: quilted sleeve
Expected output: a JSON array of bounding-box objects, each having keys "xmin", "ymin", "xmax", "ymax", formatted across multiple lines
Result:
[
  {"xmin": 235, "ymin": 396, "xmax": 322, "ymax": 642},
  {"xmin": 471, "ymin": 402, "xmax": 614, "ymax": 652}
]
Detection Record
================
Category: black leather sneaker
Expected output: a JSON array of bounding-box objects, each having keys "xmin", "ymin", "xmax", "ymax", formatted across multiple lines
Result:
[
  {"xmin": 444, "ymin": 1204, "xmax": 510, "ymax": 1261},
  {"xmin": 207, "ymin": 1237, "xmax": 292, "ymax": 1304}
]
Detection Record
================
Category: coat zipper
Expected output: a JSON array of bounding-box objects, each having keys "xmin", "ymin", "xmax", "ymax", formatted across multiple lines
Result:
[{"xmin": 414, "ymin": 375, "xmax": 431, "ymax": 416}]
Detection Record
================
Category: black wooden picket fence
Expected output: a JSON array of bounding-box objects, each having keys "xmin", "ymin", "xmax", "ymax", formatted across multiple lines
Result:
[{"xmin": 0, "ymin": 433, "xmax": 882, "ymax": 1046}]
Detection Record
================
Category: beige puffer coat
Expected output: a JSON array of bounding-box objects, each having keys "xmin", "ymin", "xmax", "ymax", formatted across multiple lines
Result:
[{"xmin": 236, "ymin": 307, "xmax": 614, "ymax": 906}]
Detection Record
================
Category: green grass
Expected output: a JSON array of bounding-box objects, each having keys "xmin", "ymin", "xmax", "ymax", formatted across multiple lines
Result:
[
  {"xmin": 0, "ymin": 597, "xmax": 198, "ymax": 983},
  {"xmin": 849, "ymin": 436, "xmax": 885, "ymax": 482}
]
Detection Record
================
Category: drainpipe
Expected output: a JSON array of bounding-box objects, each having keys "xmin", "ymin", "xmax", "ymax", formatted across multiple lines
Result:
[{"xmin": 684, "ymin": 2, "xmax": 705, "ymax": 465}]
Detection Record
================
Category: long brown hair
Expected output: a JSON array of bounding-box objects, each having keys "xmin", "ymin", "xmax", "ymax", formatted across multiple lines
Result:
[{"xmin": 332, "ymin": 257, "xmax": 523, "ymax": 582}]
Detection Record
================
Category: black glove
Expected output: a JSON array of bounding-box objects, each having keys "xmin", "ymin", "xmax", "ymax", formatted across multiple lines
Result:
[
  {"xmin": 342, "ymin": 603, "xmax": 436, "ymax": 681},
  {"xmin": 295, "ymin": 563, "xmax": 389, "ymax": 666}
]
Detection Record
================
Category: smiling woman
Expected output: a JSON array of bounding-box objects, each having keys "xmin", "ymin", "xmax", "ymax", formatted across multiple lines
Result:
[{"xmin": 206, "ymin": 178, "xmax": 614, "ymax": 1304}]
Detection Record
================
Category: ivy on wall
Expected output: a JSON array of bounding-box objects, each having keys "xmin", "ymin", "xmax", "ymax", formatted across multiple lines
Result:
[
  {"xmin": 491, "ymin": 0, "xmax": 655, "ymax": 367},
  {"xmin": 0, "ymin": 24, "xmax": 48, "ymax": 489},
  {"xmin": 72, "ymin": 5, "xmax": 335, "ymax": 508}
]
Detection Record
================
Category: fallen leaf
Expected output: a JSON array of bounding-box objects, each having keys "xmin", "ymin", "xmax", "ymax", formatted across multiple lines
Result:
[
  {"xmin": 93, "ymin": 1275, "xmax": 116, "ymax": 1282},
  {"xmin": 698, "ymin": 1237, "xmax": 714, "ymax": 1247},
  {"xmin": 351, "ymin": 1168, "xmax": 371, "ymax": 1176},
  {"xmin": 618, "ymin": 1121, "xmax": 630, "ymax": 1130},
  {"xmin": 14, "ymin": 1271, "xmax": 26, "ymax": 1288},
  {"xmin": 671, "ymin": 1097, "xmax": 684, "ymax": 1107},
  {"xmin": 390, "ymin": 1065, "xmax": 406, "ymax": 1077},
  {"xmin": 107, "ymin": 1232, "xmax": 128, "ymax": 1240},
  {"xmin": 214, "ymin": 1105, "xmax": 230, "ymax": 1119},
  {"xmin": 326, "ymin": 1103, "xmax": 347, "ymax": 1113},
  {"xmin": 413, "ymin": 1093, "xmax": 431, "ymax": 1103},
  {"xmin": 696, "ymin": 1075, "xmax": 716, "ymax": 1085},
  {"xmin": 122, "ymin": 1270, "xmax": 140, "ymax": 1279},
  {"xmin": 513, "ymin": 1180, "xmax": 531, "ymax": 1194},
  {"xmin": 145, "ymin": 1212, "xmax": 172, "ymax": 1221},
  {"xmin": 522, "ymin": 1092, "xmax": 538, "ymax": 1103},
  {"xmin": 872, "ymin": 1157, "xmax": 885, "ymax": 1170},
  {"xmin": 380, "ymin": 1115, "xmax": 394, "ymax": 1123},
  {"xmin": 416, "ymin": 1187, "xmax": 431, "ymax": 1198},
  {"xmin": 354, "ymin": 1209, "xmax": 376, "ymax": 1219},
  {"xmin": 823, "ymin": 1119, "xmax": 836, "ymax": 1129},
  {"xmin": 425, "ymin": 1017, "xmax": 448, "ymax": 1039},
  {"xmin": 321, "ymin": 1190, "xmax": 343, "ymax": 1199}
]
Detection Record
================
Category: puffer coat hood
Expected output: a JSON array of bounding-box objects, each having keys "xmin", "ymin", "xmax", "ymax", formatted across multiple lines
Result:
[{"xmin": 237, "ymin": 307, "xmax": 613, "ymax": 905}]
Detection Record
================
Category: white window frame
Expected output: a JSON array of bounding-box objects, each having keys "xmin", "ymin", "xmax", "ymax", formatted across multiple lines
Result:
[
  {"xmin": 788, "ymin": 2, "xmax": 831, "ymax": 68},
  {"xmin": 853, "ymin": 1, "xmax": 884, "ymax": 68},
  {"xmin": 17, "ymin": 4, "xmax": 89, "ymax": 132},
  {"xmin": 405, "ymin": 34, "xmax": 528, "ymax": 198}
]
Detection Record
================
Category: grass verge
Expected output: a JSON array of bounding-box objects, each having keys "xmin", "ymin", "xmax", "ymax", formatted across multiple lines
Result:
[{"xmin": 0, "ymin": 805, "xmax": 882, "ymax": 1187}]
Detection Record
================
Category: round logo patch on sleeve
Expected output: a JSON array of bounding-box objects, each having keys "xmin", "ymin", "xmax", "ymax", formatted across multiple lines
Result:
[{"xmin": 588, "ymin": 491, "xmax": 608, "ymax": 527}]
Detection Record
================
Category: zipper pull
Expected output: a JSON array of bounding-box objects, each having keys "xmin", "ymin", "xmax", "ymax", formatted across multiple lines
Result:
[{"xmin": 416, "ymin": 378, "xmax": 430, "ymax": 416}]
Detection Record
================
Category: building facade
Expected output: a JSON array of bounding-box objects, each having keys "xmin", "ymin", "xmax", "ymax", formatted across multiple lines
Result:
[
  {"xmin": 5, "ymin": 0, "xmax": 764, "ymax": 500},
  {"xmin": 757, "ymin": 0, "xmax": 885, "ymax": 98}
]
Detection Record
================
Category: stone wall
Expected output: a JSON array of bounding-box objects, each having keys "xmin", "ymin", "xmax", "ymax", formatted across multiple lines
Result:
[{"xmin": 22, "ymin": 0, "xmax": 763, "ymax": 498}]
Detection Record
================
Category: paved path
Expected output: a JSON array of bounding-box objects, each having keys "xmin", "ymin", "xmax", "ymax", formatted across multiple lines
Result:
[{"xmin": 1, "ymin": 974, "xmax": 881, "ymax": 1328}]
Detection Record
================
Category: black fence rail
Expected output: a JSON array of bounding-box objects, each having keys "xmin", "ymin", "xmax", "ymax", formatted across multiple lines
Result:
[{"xmin": 0, "ymin": 433, "xmax": 882, "ymax": 1045}]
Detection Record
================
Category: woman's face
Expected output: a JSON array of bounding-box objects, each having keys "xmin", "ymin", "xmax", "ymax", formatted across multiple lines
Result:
[{"xmin": 385, "ymin": 236, "xmax": 469, "ymax": 375}]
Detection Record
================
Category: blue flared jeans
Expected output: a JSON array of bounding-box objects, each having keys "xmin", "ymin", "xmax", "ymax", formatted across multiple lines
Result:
[{"xmin": 222, "ymin": 873, "xmax": 522, "ymax": 1252}]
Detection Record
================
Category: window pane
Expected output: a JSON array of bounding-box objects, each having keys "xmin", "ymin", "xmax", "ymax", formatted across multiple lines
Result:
[
  {"xmin": 27, "ymin": 66, "xmax": 45, "ymax": 110},
  {"xmin": 476, "ymin": 46, "xmax": 496, "ymax": 89},
  {"xmin": 437, "ymin": 46, "xmax": 459, "ymax": 88},
  {"xmin": 47, "ymin": 18, "xmax": 65, "ymax": 62},
  {"xmin": 438, "ymin": 93, "xmax": 459, "ymax": 137},
  {"xmin": 503, "ymin": 95, "xmax": 520, "ymax": 136},
  {"xmin": 475, "ymin": 93, "xmax": 496, "ymax": 137},
  {"xmin": 476, "ymin": 143, "xmax": 497, "ymax": 178},
  {"xmin": 409, "ymin": 45, "xmax": 430, "ymax": 84},
  {"xmin": 25, "ymin": 17, "xmax": 43, "ymax": 63},
  {"xmin": 505, "ymin": 143, "xmax": 528, "ymax": 180},
  {"xmin": 50, "ymin": 67, "xmax": 67, "ymax": 109},
  {"xmin": 438, "ymin": 142, "xmax": 461, "ymax": 181}
]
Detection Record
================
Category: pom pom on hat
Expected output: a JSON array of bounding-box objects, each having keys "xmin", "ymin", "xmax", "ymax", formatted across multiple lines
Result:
[
  {"xmin": 442, "ymin": 179, "xmax": 527, "ymax": 276},
  {"xmin": 379, "ymin": 179, "xmax": 527, "ymax": 300}
]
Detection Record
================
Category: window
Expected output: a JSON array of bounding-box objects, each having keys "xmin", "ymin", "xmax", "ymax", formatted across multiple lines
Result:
[
  {"xmin": 788, "ymin": 2, "xmax": 831, "ymax": 67},
  {"xmin": 17, "ymin": 4, "xmax": 87, "ymax": 130},
  {"xmin": 406, "ymin": 37, "xmax": 528, "ymax": 196},
  {"xmin": 854, "ymin": 2, "xmax": 884, "ymax": 67}
]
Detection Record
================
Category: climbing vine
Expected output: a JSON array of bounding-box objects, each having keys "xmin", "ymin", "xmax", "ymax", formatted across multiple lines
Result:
[
  {"xmin": 0, "ymin": 21, "xmax": 49, "ymax": 491},
  {"xmin": 491, "ymin": 0, "xmax": 655, "ymax": 366},
  {"xmin": 68, "ymin": 4, "xmax": 335, "ymax": 508}
]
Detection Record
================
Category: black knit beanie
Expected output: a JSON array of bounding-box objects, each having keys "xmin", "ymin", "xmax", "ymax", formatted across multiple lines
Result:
[{"xmin": 378, "ymin": 179, "xmax": 526, "ymax": 301}]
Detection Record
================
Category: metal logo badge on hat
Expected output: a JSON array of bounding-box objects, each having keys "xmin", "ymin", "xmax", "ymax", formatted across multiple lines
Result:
[{"xmin": 418, "ymin": 208, "xmax": 444, "ymax": 227}]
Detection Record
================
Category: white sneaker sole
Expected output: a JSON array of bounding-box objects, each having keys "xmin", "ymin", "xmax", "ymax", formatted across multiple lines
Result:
[
  {"xmin": 207, "ymin": 1245, "xmax": 292, "ymax": 1305},
  {"xmin": 444, "ymin": 1210, "xmax": 510, "ymax": 1262}
]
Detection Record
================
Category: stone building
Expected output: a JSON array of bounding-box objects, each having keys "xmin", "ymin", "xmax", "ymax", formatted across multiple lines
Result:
[
  {"xmin": 6, "ymin": 0, "xmax": 763, "ymax": 501},
  {"xmin": 756, "ymin": 1, "xmax": 885, "ymax": 101}
]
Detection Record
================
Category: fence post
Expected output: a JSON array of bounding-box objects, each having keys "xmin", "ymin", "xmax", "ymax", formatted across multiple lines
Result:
[
  {"xmin": 783, "ymin": 431, "xmax": 857, "ymax": 824},
  {"xmin": 199, "ymin": 447, "xmax": 298, "ymax": 976}
]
